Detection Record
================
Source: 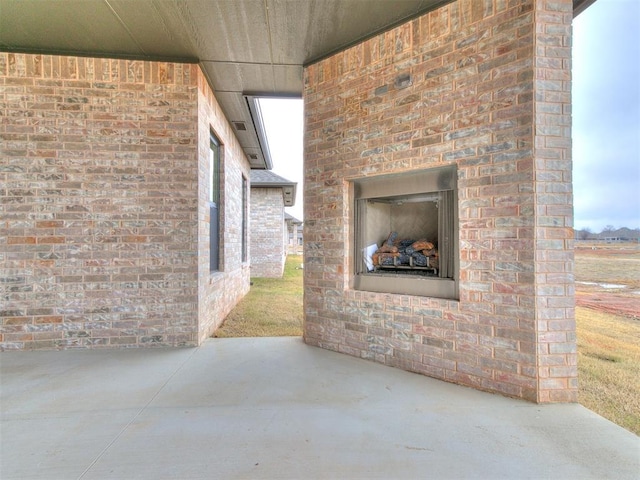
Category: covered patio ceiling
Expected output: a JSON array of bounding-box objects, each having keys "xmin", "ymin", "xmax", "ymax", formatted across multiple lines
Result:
[{"xmin": 0, "ymin": 0, "xmax": 593, "ymax": 169}]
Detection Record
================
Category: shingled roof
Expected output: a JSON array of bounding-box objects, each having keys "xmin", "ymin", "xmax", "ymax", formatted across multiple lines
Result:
[
  {"xmin": 285, "ymin": 213, "xmax": 303, "ymax": 224},
  {"xmin": 250, "ymin": 170, "xmax": 297, "ymax": 207}
]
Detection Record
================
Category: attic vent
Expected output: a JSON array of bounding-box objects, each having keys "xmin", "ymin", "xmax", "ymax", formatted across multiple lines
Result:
[
  {"xmin": 232, "ymin": 121, "xmax": 247, "ymax": 131},
  {"xmin": 248, "ymin": 154, "xmax": 259, "ymax": 160}
]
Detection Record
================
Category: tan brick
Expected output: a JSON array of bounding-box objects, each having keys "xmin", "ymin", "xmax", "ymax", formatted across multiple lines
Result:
[
  {"xmin": 303, "ymin": 0, "xmax": 575, "ymax": 402},
  {"xmin": 1, "ymin": 52, "xmax": 250, "ymax": 351}
]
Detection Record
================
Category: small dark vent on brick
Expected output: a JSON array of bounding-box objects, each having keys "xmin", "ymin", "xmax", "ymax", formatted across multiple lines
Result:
[{"xmin": 232, "ymin": 121, "xmax": 247, "ymax": 131}]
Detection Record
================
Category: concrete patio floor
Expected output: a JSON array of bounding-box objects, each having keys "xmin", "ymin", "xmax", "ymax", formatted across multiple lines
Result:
[{"xmin": 1, "ymin": 337, "xmax": 638, "ymax": 480}]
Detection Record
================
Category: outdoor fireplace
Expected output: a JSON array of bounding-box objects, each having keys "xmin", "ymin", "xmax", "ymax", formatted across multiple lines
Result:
[{"xmin": 351, "ymin": 165, "xmax": 459, "ymax": 299}]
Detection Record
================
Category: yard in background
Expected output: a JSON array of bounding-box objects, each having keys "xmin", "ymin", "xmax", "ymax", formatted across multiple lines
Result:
[
  {"xmin": 575, "ymin": 242, "xmax": 640, "ymax": 434},
  {"xmin": 214, "ymin": 255, "xmax": 303, "ymax": 338}
]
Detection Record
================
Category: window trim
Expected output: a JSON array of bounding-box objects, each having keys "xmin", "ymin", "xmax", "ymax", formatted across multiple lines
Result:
[
  {"xmin": 242, "ymin": 174, "xmax": 248, "ymax": 263},
  {"xmin": 209, "ymin": 132, "xmax": 222, "ymax": 273}
]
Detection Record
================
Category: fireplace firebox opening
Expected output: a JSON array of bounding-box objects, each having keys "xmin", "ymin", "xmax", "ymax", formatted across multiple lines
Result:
[{"xmin": 350, "ymin": 165, "xmax": 459, "ymax": 300}]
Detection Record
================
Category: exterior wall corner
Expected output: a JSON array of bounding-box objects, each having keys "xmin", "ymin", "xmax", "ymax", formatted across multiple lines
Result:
[
  {"xmin": 302, "ymin": 0, "xmax": 577, "ymax": 402},
  {"xmin": 0, "ymin": 54, "xmax": 250, "ymax": 350}
]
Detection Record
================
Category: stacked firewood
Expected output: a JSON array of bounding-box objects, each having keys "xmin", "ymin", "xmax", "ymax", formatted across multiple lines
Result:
[{"xmin": 372, "ymin": 232, "xmax": 439, "ymax": 270}]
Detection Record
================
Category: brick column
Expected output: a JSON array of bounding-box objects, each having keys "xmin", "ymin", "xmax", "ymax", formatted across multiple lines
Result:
[
  {"xmin": 303, "ymin": 0, "xmax": 577, "ymax": 402},
  {"xmin": 532, "ymin": 0, "xmax": 577, "ymax": 402}
]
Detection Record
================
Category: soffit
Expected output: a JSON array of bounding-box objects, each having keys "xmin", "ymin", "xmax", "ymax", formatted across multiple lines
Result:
[
  {"xmin": 1, "ymin": 0, "xmax": 452, "ymax": 168},
  {"xmin": 1, "ymin": 0, "xmax": 591, "ymax": 168}
]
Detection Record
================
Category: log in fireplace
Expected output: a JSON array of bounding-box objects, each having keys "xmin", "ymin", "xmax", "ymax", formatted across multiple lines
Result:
[{"xmin": 350, "ymin": 165, "xmax": 459, "ymax": 299}]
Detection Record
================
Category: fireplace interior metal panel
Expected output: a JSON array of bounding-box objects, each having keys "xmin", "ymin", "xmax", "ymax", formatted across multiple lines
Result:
[{"xmin": 351, "ymin": 166, "xmax": 459, "ymax": 300}]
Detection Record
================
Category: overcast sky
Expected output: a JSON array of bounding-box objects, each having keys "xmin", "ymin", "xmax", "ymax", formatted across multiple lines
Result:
[
  {"xmin": 259, "ymin": 97, "xmax": 305, "ymax": 221},
  {"xmin": 261, "ymin": 0, "xmax": 640, "ymax": 231},
  {"xmin": 572, "ymin": 0, "xmax": 640, "ymax": 232}
]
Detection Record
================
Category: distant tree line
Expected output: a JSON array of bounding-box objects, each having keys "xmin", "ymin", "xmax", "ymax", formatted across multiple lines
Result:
[{"xmin": 575, "ymin": 226, "xmax": 640, "ymax": 242}]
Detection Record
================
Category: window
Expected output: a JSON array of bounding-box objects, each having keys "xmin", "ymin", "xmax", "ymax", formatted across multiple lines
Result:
[
  {"xmin": 210, "ymin": 133, "xmax": 221, "ymax": 272},
  {"xmin": 242, "ymin": 174, "xmax": 248, "ymax": 263}
]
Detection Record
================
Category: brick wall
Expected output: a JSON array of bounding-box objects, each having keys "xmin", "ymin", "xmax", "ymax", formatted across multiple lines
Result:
[
  {"xmin": 531, "ymin": 0, "xmax": 576, "ymax": 402},
  {"xmin": 0, "ymin": 53, "xmax": 250, "ymax": 349},
  {"xmin": 287, "ymin": 221, "xmax": 303, "ymax": 255},
  {"xmin": 197, "ymin": 71, "xmax": 251, "ymax": 341},
  {"xmin": 250, "ymin": 187, "xmax": 286, "ymax": 278},
  {"xmin": 303, "ymin": 0, "xmax": 576, "ymax": 402}
]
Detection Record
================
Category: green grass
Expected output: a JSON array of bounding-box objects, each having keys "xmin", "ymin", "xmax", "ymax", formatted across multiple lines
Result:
[{"xmin": 214, "ymin": 255, "xmax": 304, "ymax": 337}]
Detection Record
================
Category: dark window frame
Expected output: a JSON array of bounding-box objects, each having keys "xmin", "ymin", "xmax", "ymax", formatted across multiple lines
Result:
[
  {"xmin": 210, "ymin": 133, "xmax": 221, "ymax": 272},
  {"xmin": 242, "ymin": 174, "xmax": 248, "ymax": 263}
]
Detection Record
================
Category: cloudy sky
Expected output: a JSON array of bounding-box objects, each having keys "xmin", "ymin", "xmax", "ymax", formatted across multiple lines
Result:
[
  {"xmin": 261, "ymin": 0, "xmax": 640, "ymax": 231},
  {"xmin": 572, "ymin": 0, "xmax": 640, "ymax": 231},
  {"xmin": 259, "ymin": 97, "xmax": 305, "ymax": 221}
]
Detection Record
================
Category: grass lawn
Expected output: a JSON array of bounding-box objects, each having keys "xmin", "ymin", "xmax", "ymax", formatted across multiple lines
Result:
[
  {"xmin": 573, "ymin": 243, "xmax": 640, "ymax": 434},
  {"xmin": 576, "ymin": 306, "xmax": 640, "ymax": 435},
  {"xmin": 214, "ymin": 255, "xmax": 304, "ymax": 337}
]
